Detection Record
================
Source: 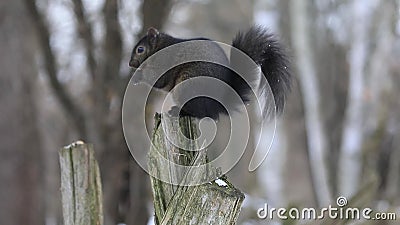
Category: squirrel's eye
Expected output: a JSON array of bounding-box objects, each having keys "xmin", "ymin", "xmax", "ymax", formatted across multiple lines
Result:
[{"xmin": 136, "ymin": 46, "xmax": 145, "ymax": 54}]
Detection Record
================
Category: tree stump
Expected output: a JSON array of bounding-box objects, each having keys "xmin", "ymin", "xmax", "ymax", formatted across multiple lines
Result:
[
  {"xmin": 149, "ymin": 113, "xmax": 244, "ymax": 225},
  {"xmin": 59, "ymin": 141, "xmax": 103, "ymax": 225}
]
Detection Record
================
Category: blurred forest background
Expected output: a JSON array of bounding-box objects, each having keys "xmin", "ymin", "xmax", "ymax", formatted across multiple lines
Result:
[{"xmin": 0, "ymin": 0, "xmax": 399, "ymax": 224}]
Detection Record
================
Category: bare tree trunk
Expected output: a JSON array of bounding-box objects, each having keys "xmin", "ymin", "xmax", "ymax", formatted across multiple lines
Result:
[
  {"xmin": 317, "ymin": 40, "xmax": 348, "ymax": 196},
  {"xmin": 289, "ymin": 0, "xmax": 331, "ymax": 206},
  {"xmin": 0, "ymin": 0, "xmax": 44, "ymax": 223},
  {"xmin": 338, "ymin": 0, "xmax": 377, "ymax": 197},
  {"xmin": 364, "ymin": 0, "xmax": 398, "ymax": 201},
  {"xmin": 140, "ymin": 0, "xmax": 172, "ymax": 36},
  {"xmin": 276, "ymin": 0, "xmax": 316, "ymax": 206}
]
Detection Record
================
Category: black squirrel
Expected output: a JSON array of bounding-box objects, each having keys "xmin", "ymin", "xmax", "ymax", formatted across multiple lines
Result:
[{"xmin": 129, "ymin": 26, "xmax": 292, "ymax": 120}]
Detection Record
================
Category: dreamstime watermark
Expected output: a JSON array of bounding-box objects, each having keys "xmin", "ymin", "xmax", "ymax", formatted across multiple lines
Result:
[
  {"xmin": 257, "ymin": 197, "xmax": 397, "ymax": 221},
  {"xmin": 122, "ymin": 40, "xmax": 278, "ymax": 185}
]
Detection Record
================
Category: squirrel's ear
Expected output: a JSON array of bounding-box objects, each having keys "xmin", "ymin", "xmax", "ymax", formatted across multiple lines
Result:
[
  {"xmin": 147, "ymin": 27, "xmax": 159, "ymax": 36},
  {"xmin": 147, "ymin": 27, "xmax": 159, "ymax": 46}
]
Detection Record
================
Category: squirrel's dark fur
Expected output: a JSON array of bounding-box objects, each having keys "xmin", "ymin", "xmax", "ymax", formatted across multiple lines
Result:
[{"xmin": 129, "ymin": 26, "xmax": 292, "ymax": 119}]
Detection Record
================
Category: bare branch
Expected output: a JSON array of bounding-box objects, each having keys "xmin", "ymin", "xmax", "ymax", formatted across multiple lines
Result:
[
  {"xmin": 71, "ymin": 0, "xmax": 97, "ymax": 80},
  {"xmin": 24, "ymin": 0, "xmax": 87, "ymax": 139},
  {"xmin": 89, "ymin": 0, "xmax": 123, "ymax": 126},
  {"xmin": 101, "ymin": 0, "xmax": 123, "ymax": 91}
]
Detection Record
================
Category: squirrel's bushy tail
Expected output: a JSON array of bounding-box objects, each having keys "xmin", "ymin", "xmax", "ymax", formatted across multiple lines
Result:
[{"xmin": 230, "ymin": 26, "xmax": 292, "ymax": 115}]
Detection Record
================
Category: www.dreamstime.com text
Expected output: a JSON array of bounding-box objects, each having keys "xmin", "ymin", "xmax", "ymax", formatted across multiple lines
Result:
[{"xmin": 257, "ymin": 197, "xmax": 397, "ymax": 221}]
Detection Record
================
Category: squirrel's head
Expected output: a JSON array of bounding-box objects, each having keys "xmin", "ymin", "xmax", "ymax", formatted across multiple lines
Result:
[
  {"xmin": 129, "ymin": 27, "xmax": 161, "ymax": 69},
  {"xmin": 129, "ymin": 27, "xmax": 179, "ymax": 89}
]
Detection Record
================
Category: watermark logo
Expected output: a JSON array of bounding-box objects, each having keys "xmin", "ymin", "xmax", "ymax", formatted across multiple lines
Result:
[
  {"xmin": 122, "ymin": 40, "xmax": 277, "ymax": 185},
  {"xmin": 257, "ymin": 197, "xmax": 397, "ymax": 221},
  {"xmin": 336, "ymin": 196, "xmax": 348, "ymax": 207}
]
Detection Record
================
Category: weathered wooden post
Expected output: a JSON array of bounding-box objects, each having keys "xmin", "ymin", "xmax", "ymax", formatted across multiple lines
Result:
[
  {"xmin": 149, "ymin": 113, "xmax": 244, "ymax": 225},
  {"xmin": 59, "ymin": 141, "xmax": 103, "ymax": 225}
]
